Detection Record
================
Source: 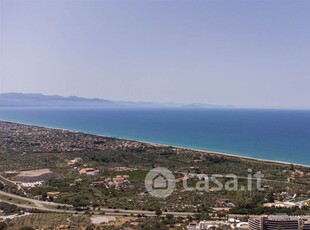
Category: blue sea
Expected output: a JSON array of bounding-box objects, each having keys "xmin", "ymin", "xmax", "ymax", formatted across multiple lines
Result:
[{"xmin": 0, "ymin": 108, "xmax": 309, "ymax": 165}]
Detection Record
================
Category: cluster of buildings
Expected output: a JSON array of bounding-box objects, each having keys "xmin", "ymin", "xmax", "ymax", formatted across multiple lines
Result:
[
  {"xmin": 187, "ymin": 219, "xmax": 248, "ymax": 230},
  {"xmin": 69, "ymin": 178, "xmax": 83, "ymax": 187},
  {"xmin": 0, "ymin": 121, "xmax": 151, "ymax": 159},
  {"xmin": 5, "ymin": 168, "xmax": 57, "ymax": 189},
  {"xmin": 249, "ymin": 215, "xmax": 310, "ymax": 230},
  {"xmin": 288, "ymin": 169, "xmax": 310, "ymax": 182},
  {"xmin": 186, "ymin": 215, "xmax": 310, "ymax": 230},
  {"xmin": 0, "ymin": 122, "xmax": 98, "ymax": 153},
  {"xmin": 93, "ymin": 175, "xmax": 133, "ymax": 190},
  {"xmin": 116, "ymin": 141, "xmax": 149, "ymax": 150},
  {"xmin": 67, "ymin": 157, "xmax": 83, "ymax": 167},
  {"xmin": 263, "ymin": 191, "xmax": 310, "ymax": 209},
  {"xmin": 79, "ymin": 167, "xmax": 100, "ymax": 176},
  {"xmin": 46, "ymin": 191, "xmax": 60, "ymax": 199},
  {"xmin": 67, "ymin": 158, "xmax": 100, "ymax": 176},
  {"xmin": 215, "ymin": 199, "xmax": 235, "ymax": 208},
  {"xmin": 66, "ymin": 158, "xmax": 134, "ymax": 190},
  {"xmin": 20, "ymin": 181, "xmax": 43, "ymax": 188}
]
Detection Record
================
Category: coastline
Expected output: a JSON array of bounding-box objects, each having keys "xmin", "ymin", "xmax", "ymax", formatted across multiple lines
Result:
[
  {"xmin": 1, "ymin": 119, "xmax": 309, "ymax": 168},
  {"xmin": 134, "ymin": 140, "xmax": 310, "ymax": 168}
]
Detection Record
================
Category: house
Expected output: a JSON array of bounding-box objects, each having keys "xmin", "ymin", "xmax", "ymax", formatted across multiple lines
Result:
[
  {"xmin": 92, "ymin": 181, "xmax": 104, "ymax": 187},
  {"xmin": 107, "ymin": 181, "xmax": 116, "ymax": 189},
  {"xmin": 115, "ymin": 175, "xmax": 125, "ymax": 182},
  {"xmin": 103, "ymin": 175, "xmax": 131, "ymax": 189},
  {"xmin": 58, "ymin": 224, "xmax": 70, "ymax": 229},
  {"xmin": 67, "ymin": 157, "xmax": 82, "ymax": 166},
  {"xmin": 114, "ymin": 175, "xmax": 130, "ymax": 184},
  {"xmin": 47, "ymin": 191, "xmax": 60, "ymax": 199},
  {"xmin": 122, "ymin": 175, "xmax": 130, "ymax": 179},
  {"xmin": 74, "ymin": 178, "xmax": 83, "ymax": 183},
  {"xmin": 216, "ymin": 199, "xmax": 235, "ymax": 207},
  {"xmin": 79, "ymin": 168, "xmax": 100, "ymax": 175}
]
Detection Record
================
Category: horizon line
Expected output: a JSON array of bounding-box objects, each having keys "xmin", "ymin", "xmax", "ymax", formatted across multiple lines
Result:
[{"xmin": 1, "ymin": 91, "xmax": 310, "ymax": 111}]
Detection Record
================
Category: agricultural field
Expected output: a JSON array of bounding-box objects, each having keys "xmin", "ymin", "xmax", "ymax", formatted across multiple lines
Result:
[
  {"xmin": 0, "ymin": 194, "xmax": 35, "ymax": 207},
  {"xmin": 4, "ymin": 213, "xmax": 91, "ymax": 229}
]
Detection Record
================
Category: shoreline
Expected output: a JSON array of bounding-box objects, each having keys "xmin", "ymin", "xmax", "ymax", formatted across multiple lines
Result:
[
  {"xmin": 134, "ymin": 140, "xmax": 310, "ymax": 168},
  {"xmin": 1, "ymin": 119, "xmax": 309, "ymax": 168}
]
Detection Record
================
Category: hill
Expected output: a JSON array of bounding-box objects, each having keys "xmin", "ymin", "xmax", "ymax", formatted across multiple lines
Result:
[{"xmin": 0, "ymin": 93, "xmax": 229, "ymax": 109}]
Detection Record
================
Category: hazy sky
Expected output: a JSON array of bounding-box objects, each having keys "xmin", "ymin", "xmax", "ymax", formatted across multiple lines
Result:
[{"xmin": 1, "ymin": 0, "xmax": 309, "ymax": 108}]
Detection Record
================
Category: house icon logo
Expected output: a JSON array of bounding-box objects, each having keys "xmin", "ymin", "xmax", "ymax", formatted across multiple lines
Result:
[{"xmin": 145, "ymin": 167, "xmax": 175, "ymax": 198}]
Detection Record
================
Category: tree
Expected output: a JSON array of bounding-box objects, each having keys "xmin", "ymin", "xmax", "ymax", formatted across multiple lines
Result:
[
  {"xmin": 0, "ymin": 183, "xmax": 5, "ymax": 190},
  {"xmin": 166, "ymin": 214, "xmax": 174, "ymax": 220},
  {"xmin": 18, "ymin": 227, "xmax": 34, "ymax": 230},
  {"xmin": 155, "ymin": 209, "xmax": 162, "ymax": 217},
  {"xmin": 217, "ymin": 211, "xmax": 227, "ymax": 219},
  {"xmin": 0, "ymin": 222, "xmax": 7, "ymax": 230},
  {"xmin": 267, "ymin": 192, "xmax": 275, "ymax": 202},
  {"xmin": 86, "ymin": 225, "xmax": 95, "ymax": 230}
]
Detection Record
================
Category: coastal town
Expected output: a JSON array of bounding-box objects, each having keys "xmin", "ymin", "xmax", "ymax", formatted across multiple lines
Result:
[{"xmin": 0, "ymin": 121, "xmax": 309, "ymax": 229}]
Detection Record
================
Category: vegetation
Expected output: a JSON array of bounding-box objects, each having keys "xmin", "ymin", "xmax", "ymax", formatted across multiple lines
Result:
[
  {"xmin": 0, "ymin": 202, "xmax": 20, "ymax": 214},
  {"xmin": 0, "ymin": 121, "xmax": 309, "ymax": 229},
  {"xmin": 4, "ymin": 213, "xmax": 90, "ymax": 230}
]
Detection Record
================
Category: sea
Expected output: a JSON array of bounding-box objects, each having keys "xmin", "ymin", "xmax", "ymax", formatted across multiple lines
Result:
[{"xmin": 0, "ymin": 108, "xmax": 309, "ymax": 165}]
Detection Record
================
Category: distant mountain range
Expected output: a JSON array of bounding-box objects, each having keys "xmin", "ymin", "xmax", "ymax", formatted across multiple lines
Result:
[{"xmin": 0, "ymin": 93, "xmax": 232, "ymax": 109}]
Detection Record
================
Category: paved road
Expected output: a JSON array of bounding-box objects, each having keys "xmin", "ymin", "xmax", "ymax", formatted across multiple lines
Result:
[
  {"xmin": 0, "ymin": 174, "xmax": 28, "ymax": 196},
  {"xmin": 0, "ymin": 190, "xmax": 264, "ymax": 219},
  {"xmin": 228, "ymin": 214, "xmax": 260, "ymax": 219},
  {"xmin": 0, "ymin": 190, "xmax": 195, "ymax": 217},
  {"xmin": 0, "ymin": 190, "xmax": 72, "ymax": 208},
  {"xmin": 0, "ymin": 174, "xmax": 17, "ymax": 186}
]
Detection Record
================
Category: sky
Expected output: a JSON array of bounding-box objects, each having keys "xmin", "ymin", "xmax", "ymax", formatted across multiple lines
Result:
[{"xmin": 0, "ymin": 0, "xmax": 309, "ymax": 109}]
